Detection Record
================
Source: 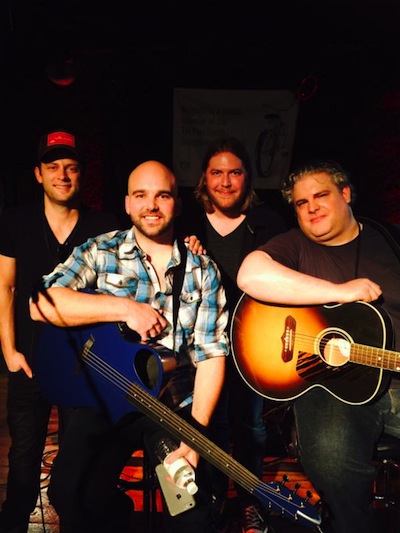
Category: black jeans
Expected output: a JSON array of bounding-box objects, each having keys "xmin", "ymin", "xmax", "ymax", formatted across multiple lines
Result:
[
  {"xmin": 208, "ymin": 357, "xmax": 266, "ymax": 504},
  {"xmin": 0, "ymin": 372, "xmax": 52, "ymax": 532},
  {"xmin": 48, "ymin": 406, "xmax": 213, "ymax": 533}
]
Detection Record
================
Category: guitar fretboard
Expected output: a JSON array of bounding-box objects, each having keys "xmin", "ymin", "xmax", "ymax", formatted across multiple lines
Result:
[
  {"xmin": 81, "ymin": 339, "xmax": 321, "ymax": 527},
  {"xmin": 350, "ymin": 344, "xmax": 400, "ymax": 372}
]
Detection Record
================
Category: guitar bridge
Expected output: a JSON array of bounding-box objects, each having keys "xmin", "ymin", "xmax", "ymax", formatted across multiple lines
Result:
[
  {"xmin": 281, "ymin": 315, "xmax": 296, "ymax": 362},
  {"xmin": 82, "ymin": 336, "xmax": 94, "ymax": 360}
]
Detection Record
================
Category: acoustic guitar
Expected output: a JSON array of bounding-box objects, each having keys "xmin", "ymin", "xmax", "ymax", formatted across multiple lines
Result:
[{"xmin": 231, "ymin": 293, "xmax": 398, "ymax": 405}]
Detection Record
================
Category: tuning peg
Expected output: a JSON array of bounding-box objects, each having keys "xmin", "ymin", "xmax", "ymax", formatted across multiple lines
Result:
[
  {"xmin": 291, "ymin": 483, "xmax": 301, "ymax": 495},
  {"xmin": 281, "ymin": 474, "xmax": 289, "ymax": 485},
  {"xmin": 304, "ymin": 490, "xmax": 313, "ymax": 502}
]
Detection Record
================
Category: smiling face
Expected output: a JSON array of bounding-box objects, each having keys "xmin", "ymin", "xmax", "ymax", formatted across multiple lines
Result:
[
  {"xmin": 34, "ymin": 159, "xmax": 81, "ymax": 205},
  {"xmin": 125, "ymin": 160, "xmax": 180, "ymax": 243},
  {"xmin": 204, "ymin": 151, "xmax": 248, "ymax": 215},
  {"xmin": 293, "ymin": 172, "xmax": 358, "ymax": 245}
]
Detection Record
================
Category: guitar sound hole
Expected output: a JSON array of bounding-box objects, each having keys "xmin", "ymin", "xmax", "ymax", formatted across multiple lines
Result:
[
  {"xmin": 318, "ymin": 329, "xmax": 352, "ymax": 367},
  {"xmin": 133, "ymin": 349, "xmax": 159, "ymax": 390}
]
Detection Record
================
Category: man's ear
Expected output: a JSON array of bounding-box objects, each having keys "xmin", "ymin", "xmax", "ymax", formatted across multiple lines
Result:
[
  {"xmin": 34, "ymin": 166, "xmax": 43, "ymax": 184},
  {"xmin": 343, "ymin": 185, "xmax": 352, "ymax": 203},
  {"xmin": 125, "ymin": 195, "xmax": 130, "ymax": 215}
]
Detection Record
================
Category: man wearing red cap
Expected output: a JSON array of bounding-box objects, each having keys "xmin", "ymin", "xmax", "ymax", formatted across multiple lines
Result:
[{"xmin": 0, "ymin": 129, "xmax": 119, "ymax": 533}]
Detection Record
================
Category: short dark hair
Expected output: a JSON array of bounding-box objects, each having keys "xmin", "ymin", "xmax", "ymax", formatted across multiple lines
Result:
[
  {"xmin": 194, "ymin": 137, "xmax": 260, "ymax": 213},
  {"xmin": 282, "ymin": 159, "xmax": 356, "ymax": 205}
]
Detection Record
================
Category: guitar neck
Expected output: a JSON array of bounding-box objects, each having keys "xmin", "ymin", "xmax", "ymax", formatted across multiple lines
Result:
[
  {"xmin": 127, "ymin": 381, "xmax": 260, "ymax": 493},
  {"xmin": 351, "ymin": 343, "xmax": 400, "ymax": 372},
  {"xmin": 124, "ymin": 380, "xmax": 321, "ymax": 527}
]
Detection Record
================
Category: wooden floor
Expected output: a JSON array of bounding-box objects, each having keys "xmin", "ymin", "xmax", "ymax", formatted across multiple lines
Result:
[{"xmin": 0, "ymin": 372, "xmax": 399, "ymax": 532}]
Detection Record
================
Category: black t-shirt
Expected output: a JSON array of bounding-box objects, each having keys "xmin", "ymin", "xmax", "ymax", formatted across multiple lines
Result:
[
  {"xmin": 0, "ymin": 201, "xmax": 119, "ymax": 362},
  {"xmin": 205, "ymin": 218, "xmax": 247, "ymax": 312},
  {"xmin": 259, "ymin": 223, "xmax": 400, "ymax": 348},
  {"xmin": 178, "ymin": 202, "xmax": 287, "ymax": 315}
]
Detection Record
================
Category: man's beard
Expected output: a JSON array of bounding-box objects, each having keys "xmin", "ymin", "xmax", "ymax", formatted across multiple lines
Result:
[{"xmin": 132, "ymin": 214, "xmax": 174, "ymax": 238}]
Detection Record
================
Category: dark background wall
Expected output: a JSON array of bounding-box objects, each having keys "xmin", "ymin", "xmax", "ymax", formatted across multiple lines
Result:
[{"xmin": 1, "ymin": 0, "xmax": 400, "ymax": 225}]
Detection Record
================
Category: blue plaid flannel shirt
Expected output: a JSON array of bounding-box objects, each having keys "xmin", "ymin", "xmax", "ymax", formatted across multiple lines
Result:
[{"xmin": 41, "ymin": 228, "xmax": 229, "ymax": 409}]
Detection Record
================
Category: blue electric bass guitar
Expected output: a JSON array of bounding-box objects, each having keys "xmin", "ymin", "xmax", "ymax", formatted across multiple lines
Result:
[{"xmin": 34, "ymin": 321, "xmax": 322, "ymax": 529}]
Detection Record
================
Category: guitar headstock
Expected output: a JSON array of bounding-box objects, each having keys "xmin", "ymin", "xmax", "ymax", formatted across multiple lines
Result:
[{"xmin": 254, "ymin": 480, "xmax": 322, "ymax": 528}]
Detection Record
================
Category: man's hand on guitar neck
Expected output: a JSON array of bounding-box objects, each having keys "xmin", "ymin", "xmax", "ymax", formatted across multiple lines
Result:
[{"xmin": 166, "ymin": 441, "xmax": 199, "ymax": 469}]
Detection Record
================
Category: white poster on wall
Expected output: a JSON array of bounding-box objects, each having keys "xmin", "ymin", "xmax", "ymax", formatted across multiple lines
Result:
[{"xmin": 173, "ymin": 88, "xmax": 299, "ymax": 189}]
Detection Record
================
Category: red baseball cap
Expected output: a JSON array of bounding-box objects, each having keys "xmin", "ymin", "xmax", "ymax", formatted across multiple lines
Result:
[{"xmin": 37, "ymin": 130, "xmax": 82, "ymax": 163}]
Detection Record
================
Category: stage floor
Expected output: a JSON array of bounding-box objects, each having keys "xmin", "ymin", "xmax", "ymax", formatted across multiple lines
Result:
[{"xmin": 0, "ymin": 373, "xmax": 398, "ymax": 532}]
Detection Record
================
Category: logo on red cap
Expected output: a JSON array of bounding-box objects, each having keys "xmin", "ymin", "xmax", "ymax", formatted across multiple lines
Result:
[{"xmin": 47, "ymin": 132, "xmax": 76, "ymax": 148}]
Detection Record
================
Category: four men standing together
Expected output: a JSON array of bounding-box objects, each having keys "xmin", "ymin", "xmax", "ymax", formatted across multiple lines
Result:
[{"xmin": 1, "ymin": 131, "xmax": 399, "ymax": 533}]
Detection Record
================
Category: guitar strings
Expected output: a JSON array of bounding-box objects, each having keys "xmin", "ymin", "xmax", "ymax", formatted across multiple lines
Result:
[
  {"xmin": 266, "ymin": 330, "xmax": 398, "ymax": 370},
  {"xmin": 79, "ymin": 345, "xmax": 319, "ymax": 525}
]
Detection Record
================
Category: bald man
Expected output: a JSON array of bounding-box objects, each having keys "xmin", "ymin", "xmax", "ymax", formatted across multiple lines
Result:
[{"xmin": 30, "ymin": 160, "xmax": 229, "ymax": 533}]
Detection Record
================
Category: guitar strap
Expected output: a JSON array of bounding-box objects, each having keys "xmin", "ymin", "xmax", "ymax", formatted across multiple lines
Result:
[
  {"xmin": 172, "ymin": 239, "xmax": 187, "ymax": 343},
  {"xmin": 358, "ymin": 216, "xmax": 400, "ymax": 263}
]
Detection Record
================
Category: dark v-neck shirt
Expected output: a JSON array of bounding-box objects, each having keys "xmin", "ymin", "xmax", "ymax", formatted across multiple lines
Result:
[
  {"xmin": 205, "ymin": 217, "xmax": 247, "ymax": 314},
  {"xmin": 0, "ymin": 202, "xmax": 119, "ymax": 362}
]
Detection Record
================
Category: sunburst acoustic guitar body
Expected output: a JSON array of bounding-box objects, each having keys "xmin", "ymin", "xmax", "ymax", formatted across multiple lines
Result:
[{"xmin": 231, "ymin": 294, "xmax": 396, "ymax": 405}]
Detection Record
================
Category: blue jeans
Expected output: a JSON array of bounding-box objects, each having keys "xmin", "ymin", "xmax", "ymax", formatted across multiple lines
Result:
[
  {"xmin": 293, "ymin": 386, "xmax": 400, "ymax": 533},
  {"xmin": 0, "ymin": 372, "xmax": 52, "ymax": 533}
]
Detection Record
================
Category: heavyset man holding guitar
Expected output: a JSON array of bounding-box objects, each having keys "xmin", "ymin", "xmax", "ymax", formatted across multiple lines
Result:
[
  {"xmin": 236, "ymin": 159, "xmax": 400, "ymax": 533},
  {"xmin": 29, "ymin": 160, "xmax": 230, "ymax": 533}
]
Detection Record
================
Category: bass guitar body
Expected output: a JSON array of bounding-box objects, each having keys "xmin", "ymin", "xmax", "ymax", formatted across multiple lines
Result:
[{"xmin": 34, "ymin": 322, "xmax": 176, "ymax": 424}]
